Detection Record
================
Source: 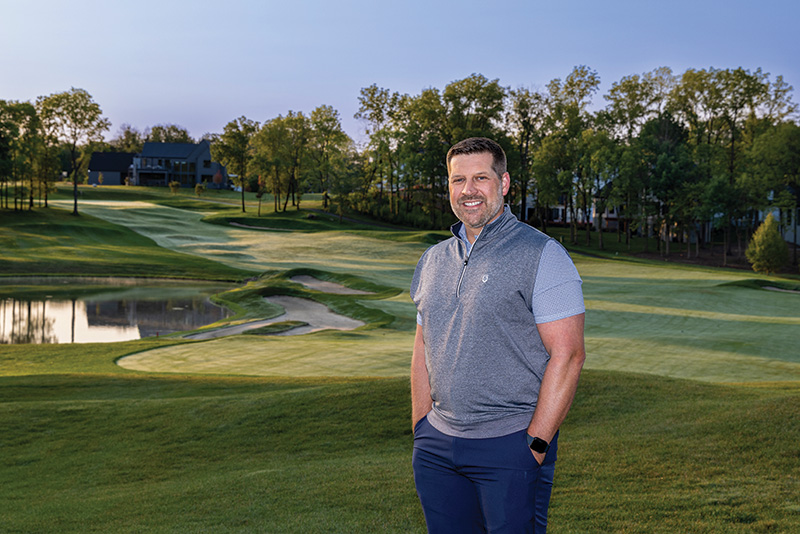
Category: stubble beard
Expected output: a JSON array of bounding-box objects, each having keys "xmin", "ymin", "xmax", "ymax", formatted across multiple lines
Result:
[{"xmin": 452, "ymin": 187, "xmax": 504, "ymax": 230}]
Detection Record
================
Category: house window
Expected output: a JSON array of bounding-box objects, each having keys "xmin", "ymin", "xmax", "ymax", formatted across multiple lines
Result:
[{"xmin": 203, "ymin": 160, "xmax": 211, "ymax": 168}]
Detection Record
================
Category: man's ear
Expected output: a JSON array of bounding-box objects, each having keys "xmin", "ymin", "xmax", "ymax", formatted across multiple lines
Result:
[{"xmin": 502, "ymin": 173, "xmax": 511, "ymax": 196}]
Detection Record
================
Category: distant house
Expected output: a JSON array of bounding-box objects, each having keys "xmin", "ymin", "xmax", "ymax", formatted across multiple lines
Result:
[
  {"xmin": 130, "ymin": 140, "xmax": 228, "ymax": 188},
  {"xmin": 87, "ymin": 152, "xmax": 135, "ymax": 185}
]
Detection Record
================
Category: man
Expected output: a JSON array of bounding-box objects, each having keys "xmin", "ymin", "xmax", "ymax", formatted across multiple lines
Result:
[{"xmin": 410, "ymin": 137, "xmax": 586, "ymax": 533}]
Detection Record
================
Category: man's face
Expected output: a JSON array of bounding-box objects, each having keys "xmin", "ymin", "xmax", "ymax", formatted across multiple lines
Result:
[{"xmin": 448, "ymin": 152, "xmax": 510, "ymax": 241}]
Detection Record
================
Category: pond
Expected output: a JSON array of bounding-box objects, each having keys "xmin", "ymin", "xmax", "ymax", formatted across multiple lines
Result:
[{"xmin": 0, "ymin": 278, "xmax": 233, "ymax": 344}]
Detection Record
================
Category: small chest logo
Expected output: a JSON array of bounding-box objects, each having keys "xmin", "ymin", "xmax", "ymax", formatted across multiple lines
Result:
[{"xmin": 482, "ymin": 274, "xmax": 489, "ymax": 283}]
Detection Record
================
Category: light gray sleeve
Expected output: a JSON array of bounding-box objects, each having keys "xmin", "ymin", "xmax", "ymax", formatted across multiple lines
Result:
[{"xmin": 532, "ymin": 241, "xmax": 585, "ymax": 324}]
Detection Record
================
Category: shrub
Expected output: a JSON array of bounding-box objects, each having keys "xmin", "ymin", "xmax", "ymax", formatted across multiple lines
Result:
[
  {"xmin": 746, "ymin": 213, "xmax": 789, "ymax": 274},
  {"xmin": 168, "ymin": 181, "xmax": 181, "ymax": 194}
]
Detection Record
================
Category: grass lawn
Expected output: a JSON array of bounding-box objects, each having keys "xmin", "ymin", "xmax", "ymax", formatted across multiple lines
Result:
[
  {"xmin": 38, "ymin": 192, "xmax": 800, "ymax": 383},
  {"xmin": 1, "ymin": 371, "xmax": 797, "ymax": 533},
  {"xmin": 1, "ymin": 188, "xmax": 799, "ymax": 532},
  {"xmin": 47, "ymin": 198, "xmax": 427, "ymax": 289},
  {"xmin": 0, "ymin": 207, "xmax": 255, "ymax": 281}
]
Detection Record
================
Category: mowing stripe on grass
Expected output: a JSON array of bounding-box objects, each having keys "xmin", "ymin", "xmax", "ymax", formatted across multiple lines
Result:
[{"xmin": 586, "ymin": 299, "xmax": 800, "ymax": 325}]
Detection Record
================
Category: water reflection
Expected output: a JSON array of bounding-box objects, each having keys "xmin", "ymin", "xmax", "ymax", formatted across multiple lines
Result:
[{"xmin": 0, "ymin": 287, "xmax": 232, "ymax": 344}]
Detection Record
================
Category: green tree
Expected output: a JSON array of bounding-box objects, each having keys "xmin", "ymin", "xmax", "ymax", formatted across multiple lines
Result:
[
  {"xmin": 577, "ymin": 127, "xmax": 618, "ymax": 249},
  {"xmin": 282, "ymin": 111, "xmax": 310, "ymax": 211},
  {"xmin": 251, "ymin": 113, "xmax": 309, "ymax": 213},
  {"xmin": 748, "ymin": 121, "xmax": 800, "ymax": 265},
  {"xmin": 603, "ymin": 67, "xmax": 676, "ymax": 141},
  {"xmin": 0, "ymin": 100, "xmax": 40, "ymax": 210},
  {"xmin": 537, "ymin": 66, "xmax": 601, "ymax": 242},
  {"xmin": 110, "ymin": 124, "xmax": 144, "ymax": 153},
  {"xmin": 638, "ymin": 112, "xmax": 697, "ymax": 256},
  {"xmin": 746, "ymin": 213, "xmax": 789, "ymax": 273},
  {"xmin": 614, "ymin": 140, "xmax": 649, "ymax": 249},
  {"xmin": 356, "ymin": 84, "xmax": 401, "ymax": 214},
  {"xmin": 443, "ymin": 73, "xmax": 507, "ymax": 141},
  {"xmin": 394, "ymin": 88, "xmax": 449, "ymax": 228},
  {"xmin": 308, "ymin": 105, "xmax": 351, "ymax": 209},
  {"xmin": 145, "ymin": 124, "xmax": 193, "ymax": 143},
  {"xmin": 252, "ymin": 116, "xmax": 288, "ymax": 213},
  {"xmin": 0, "ymin": 100, "xmax": 17, "ymax": 209},
  {"xmin": 36, "ymin": 88, "xmax": 110, "ymax": 215},
  {"xmin": 669, "ymin": 67, "xmax": 787, "ymax": 263},
  {"xmin": 505, "ymin": 87, "xmax": 548, "ymax": 222},
  {"xmin": 602, "ymin": 68, "xmax": 677, "ymax": 245},
  {"xmin": 211, "ymin": 116, "xmax": 260, "ymax": 212}
]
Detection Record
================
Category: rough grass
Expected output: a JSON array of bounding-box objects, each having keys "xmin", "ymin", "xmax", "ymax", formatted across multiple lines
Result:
[
  {"xmin": 0, "ymin": 375, "xmax": 421, "ymax": 533},
  {"xmin": 0, "ymin": 372, "xmax": 797, "ymax": 533}
]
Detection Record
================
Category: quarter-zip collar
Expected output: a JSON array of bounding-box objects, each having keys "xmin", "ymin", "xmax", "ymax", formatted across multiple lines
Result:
[
  {"xmin": 452, "ymin": 205, "xmax": 515, "ymax": 297},
  {"xmin": 450, "ymin": 204, "xmax": 515, "ymax": 248}
]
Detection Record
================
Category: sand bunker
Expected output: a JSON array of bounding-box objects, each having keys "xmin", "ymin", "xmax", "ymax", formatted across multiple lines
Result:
[
  {"xmin": 184, "ymin": 295, "xmax": 364, "ymax": 340},
  {"xmin": 763, "ymin": 286, "xmax": 800, "ymax": 294},
  {"xmin": 290, "ymin": 275, "xmax": 373, "ymax": 295}
]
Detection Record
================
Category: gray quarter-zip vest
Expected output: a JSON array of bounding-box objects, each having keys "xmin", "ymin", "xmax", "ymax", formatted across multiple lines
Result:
[{"xmin": 410, "ymin": 206, "xmax": 554, "ymax": 438}]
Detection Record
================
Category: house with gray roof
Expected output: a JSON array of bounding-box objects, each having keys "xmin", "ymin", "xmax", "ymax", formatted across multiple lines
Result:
[
  {"xmin": 130, "ymin": 140, "xmax": 228, "ymax": 188},
  {"xmin": 88, "ymin": 152, "xmax": 135, "ymax": 185}
]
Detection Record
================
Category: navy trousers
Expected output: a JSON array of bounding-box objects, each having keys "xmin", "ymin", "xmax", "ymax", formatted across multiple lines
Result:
[{"xmin": 412, "ymin": 416, "xmax": 558, "ymax": 534}]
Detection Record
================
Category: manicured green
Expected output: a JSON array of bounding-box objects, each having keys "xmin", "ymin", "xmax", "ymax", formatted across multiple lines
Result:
[
  {"xmin": 45, "ymin": 198, "xmax": 427, "ymax": 289},
  {"xmin": 0, "ymin": 207, "xmax": 255, "ymax": 281}
]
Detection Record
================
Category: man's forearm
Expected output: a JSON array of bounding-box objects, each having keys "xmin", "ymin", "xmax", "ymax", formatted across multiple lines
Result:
[
  {"xmin": 411, "ymin": 324, "xmax": 432, "ymax": 429},
  {"xmin": 527, "ymin": 313, "xmax": 586, "ymax": 448},
  {"xmin": 527, "ymin": 347, "xmax": 585, "ymax": 442}
]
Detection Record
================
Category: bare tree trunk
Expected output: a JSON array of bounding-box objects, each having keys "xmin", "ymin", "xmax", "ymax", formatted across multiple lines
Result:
[
  {"xmin": 597, "ymin": 212, "xmax": 604, "ymax": 250},
  {"xmin": 585, "ymin": 206, "xmax": 591, "ymax": 247},
  {"xmin": 794, "ymin": 206, "xmax": 799, "ymax": 266},
  {"xmin": 723, "ymin": 224, "xmax": 729, "ymax": 267}
]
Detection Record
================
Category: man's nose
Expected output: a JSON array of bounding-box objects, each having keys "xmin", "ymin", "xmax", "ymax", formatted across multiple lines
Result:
[{"xmin": 460, "ymin": 178, "xmax": 477, "ymax": 195}]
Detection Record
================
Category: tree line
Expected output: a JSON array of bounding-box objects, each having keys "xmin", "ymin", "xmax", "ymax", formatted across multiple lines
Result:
[
  {"xmin": 350, "ymin": 67, "xmax": 798, "ymax": 268},
  {"xmin": 2, "ymin": 66, "xmax": 799, "ymax": 267},
  {"xmin": 0, "ymin": 88, "xmax": 201, "ymax": 215},
  {"xmin": 210, "ymin": 66, "xmax": 800, "ymax": 267}
]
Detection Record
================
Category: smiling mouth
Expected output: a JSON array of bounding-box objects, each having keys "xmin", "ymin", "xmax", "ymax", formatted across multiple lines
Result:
[{"xmin": 461, "ymin": 199, "xmax": 483, "ymax": 207}]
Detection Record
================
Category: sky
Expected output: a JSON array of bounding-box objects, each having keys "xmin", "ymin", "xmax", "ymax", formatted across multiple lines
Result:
[{"xmin": 2, "ymin": 0, "xmax": 798, "ymax": 145}]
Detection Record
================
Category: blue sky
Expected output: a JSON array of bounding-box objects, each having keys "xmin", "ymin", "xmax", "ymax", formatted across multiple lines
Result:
[{"xmin": 2, "ymin": 0, "xmax": 798, "ymax": 145}]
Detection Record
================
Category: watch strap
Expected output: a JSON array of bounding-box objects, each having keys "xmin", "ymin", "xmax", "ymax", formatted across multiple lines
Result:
[{"xmin": 526, "ymin": 434, "xmax": 550, "ymax": 453}]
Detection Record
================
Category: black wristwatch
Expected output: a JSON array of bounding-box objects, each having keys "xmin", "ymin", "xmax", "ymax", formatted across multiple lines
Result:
[{"xmin": 527, "ymin": 434, "xmax": 550, "ymax": 454}]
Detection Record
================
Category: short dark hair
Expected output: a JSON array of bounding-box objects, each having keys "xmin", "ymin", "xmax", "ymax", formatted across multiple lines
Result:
[{"xmin": 446, "ymin": 137, "xmax": 507, "ymax": 178}]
